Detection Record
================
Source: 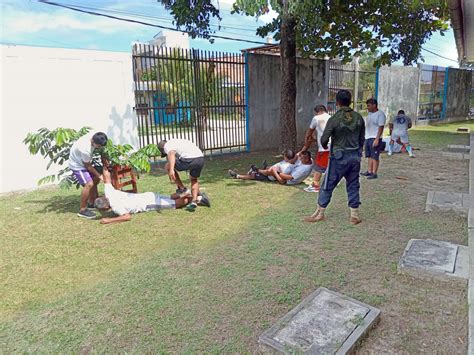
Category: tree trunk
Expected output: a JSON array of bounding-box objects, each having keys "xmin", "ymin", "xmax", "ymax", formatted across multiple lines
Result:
[{"xmin": 279, "ymin": 13, "xmax": 297, "ymax": 151}]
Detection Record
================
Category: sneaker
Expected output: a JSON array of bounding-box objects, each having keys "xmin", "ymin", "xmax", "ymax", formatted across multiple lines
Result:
[
  {"xmin": 185, "ymin": 202, "xmax": 198, "ymax": 212},
  {"xmin": 360, "ymin": 171, "xmax": 372, "ymax": 177},
  {"xmin": 228, "ymin": 169, "xmax": 238, "ymax": 179},
  {"xmin": 176, "ymin": 187, "xmax": 191, "ymax": 196},
  {"xmin": 198, "ymin": 192, "xmax": 211, "ymax": 207},
  {"xmin": 247, "ymin": 164, "xmax": 258, "ymax": 175},
  {"xmin": 261, "ymin": 159, "xmax": 268, "ymax": 170},
  {"xmin": 367, "ymin": 174, "xmax": 378, "ymax": 179},
  {"xmin": 387, "ymin": 151, "xmax": 392, "ymax": 156},
  {"xmin": 304, "ymin": 185, "xmax": 320, "ymax": 193},
  {"xmin": 77, "ymin": 209, "xmax": 96, "ymax": 219}
]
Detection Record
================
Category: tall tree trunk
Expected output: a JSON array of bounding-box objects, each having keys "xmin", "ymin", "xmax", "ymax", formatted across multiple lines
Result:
[{"xmin": 279, "ymin": 12, "xmax": 297, "ymax": 151}]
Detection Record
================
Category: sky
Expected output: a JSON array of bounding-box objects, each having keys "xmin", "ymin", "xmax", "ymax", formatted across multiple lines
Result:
[{"xmin": 0, "ymin": 0, "xmax": 460, "ymax": 68}]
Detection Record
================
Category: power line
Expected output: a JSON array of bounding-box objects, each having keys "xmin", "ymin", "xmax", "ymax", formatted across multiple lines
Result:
[
  {"xmin": 35, "ymin": 1, "xmax": 459, "ymax": 64},
  {"xmin": 37, "ymin": 0, "xmax": 269, "ymax": 45},
  {"xmin": 421, "ymin": 47, "xmax": 458, "ymax": 63},
  {"xmin": 54, "ymin": 2, "xmax": 262, "ymax": 33}
]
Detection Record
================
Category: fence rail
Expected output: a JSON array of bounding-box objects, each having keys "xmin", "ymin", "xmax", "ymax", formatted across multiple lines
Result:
[
  {"xmin": 132, "ymin": 44, "xmax": 247, "ymax": 155},
  {"xmin": 328, "ymin": 59, "xmax": 377, "ymax": 117}
]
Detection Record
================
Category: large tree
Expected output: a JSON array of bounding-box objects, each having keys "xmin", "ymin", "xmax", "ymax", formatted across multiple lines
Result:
[{"xmin": 158, "ymin": 0, "xmax": 449, "ymax": 150}]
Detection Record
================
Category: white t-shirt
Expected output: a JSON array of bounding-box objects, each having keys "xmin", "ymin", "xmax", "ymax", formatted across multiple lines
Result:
[
  {"xmin": 309, "ymin": 112, "xmax": 331, "ymax": 151},
  {"xmin": 365, "ymin": 110, "xmax": 386, "ymax": 139},
  {"xmin": 287, "ymin": 159, "xmax": 313, "ymax": 185},
  {"xmin": 104, "ymin": 183, "xmax": 175, "ymax": 216},
  {"xmin": 164, "ymin": 139, "xmax": 203, "ymax": 159},
  {"xmin": 272, "ymin": 160, "xmax": 294, "ymax": 174},
  {"xmin": 68, "ymin": 133, "xmax": 94, "ymax": 170}
]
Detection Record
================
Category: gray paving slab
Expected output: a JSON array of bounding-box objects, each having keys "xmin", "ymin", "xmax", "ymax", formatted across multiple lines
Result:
[
  {"xmin": 441, "ymin": 151, "xmax": 470, "ymax": 160},
  {"xmin": 448, "ymin": 144, "xmax": 471, "ymax": 154},
  {"xmin": 425, "ymin": 191, "xmax": 469, "ymax": 214},
  {"xmin": 448, "ymin": 144, "xmax": 471, "ymax": 151},
  {"xmin": 470, "ymin": 133, "xmax": 474, "ymax": 355},
  {"xmin": 398, "ymin": 239, "xmax": 468, "ymax": 283},
  {"xmin": 259, "ymin": 288, "xmax": 380, "ymax": 354}
]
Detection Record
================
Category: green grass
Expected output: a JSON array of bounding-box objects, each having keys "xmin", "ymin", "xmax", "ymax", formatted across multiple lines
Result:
[{"xmin": 0, "ymin": 122, "xmax": 470, "ymax": 352}]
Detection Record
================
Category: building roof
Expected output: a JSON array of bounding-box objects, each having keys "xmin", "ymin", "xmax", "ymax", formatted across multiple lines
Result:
[{"xmin": 449, "ymin": 0, "xmax": 474, "ymax": 66}]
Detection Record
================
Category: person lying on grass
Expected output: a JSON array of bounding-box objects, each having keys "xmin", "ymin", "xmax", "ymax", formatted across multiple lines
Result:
[
  {"xmin": 94, "ymin": 169, "xmax": 210, "ymax": 224},
  {"xmin": 228, "ymin": 150, "xmax": 313, "ymax": 185}
]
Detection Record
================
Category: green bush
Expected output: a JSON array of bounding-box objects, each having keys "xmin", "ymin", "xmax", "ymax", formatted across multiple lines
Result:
[{"xmin": 24, "ymin": 127, "xmax": 160, "ymax": 189}]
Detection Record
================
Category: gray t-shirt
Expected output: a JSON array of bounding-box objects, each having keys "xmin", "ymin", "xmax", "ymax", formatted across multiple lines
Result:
[
  {"xmin": 286, "ymin": 160, "xmax": 313, "ymax": 185},
  {"xmin": 390, "ymin": 114, "xmax": 412, "ymax": 135}
]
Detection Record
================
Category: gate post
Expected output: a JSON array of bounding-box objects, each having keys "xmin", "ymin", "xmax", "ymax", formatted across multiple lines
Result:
[
  {"xmin": 244, "ymin": 52, "xmax": 250, "ymax": 152},
  {"xmin": 192, "ymin": 49, "xmax": 204, "ymax": 150},
  {"xmin": 353, "ymin": 57, "xmax": 359, "ymax": 111}
]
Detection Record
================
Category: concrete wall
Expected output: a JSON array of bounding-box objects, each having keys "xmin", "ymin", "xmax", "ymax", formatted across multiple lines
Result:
[
  {"xmin": 377, "ymin": 66, "xmax": 420, "ymax": 122},
  {"xmin": 445, "ymin": 68, "xmax": 472, "ymax": 118},
  {"xmin": 247, "ymin": 53, "xmax": 328, "ymax": 151},
  {"xmin": 1, "ymin": 45, "xmax": 138, "ymax": 193}
]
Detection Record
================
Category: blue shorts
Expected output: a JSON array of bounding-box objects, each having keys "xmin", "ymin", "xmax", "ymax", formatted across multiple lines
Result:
[{"xmin": 365, "ymin": 139, "xmax": 381, "ymax": 161}]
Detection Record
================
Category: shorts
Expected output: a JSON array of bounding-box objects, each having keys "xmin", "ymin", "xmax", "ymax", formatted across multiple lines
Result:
[
  {"xmin": 146, "ymin": 194, "xmax": 176, "ymax": 211},
  {"xmin": 253, "ymin": 172, "xmax": 270, "ymax": 181},
  {"xmin": 72, "ymin": 169, "xmax": 93, "ymax": 186},
  {"xmin": 313, "ymin": 151, "xmax": 330, "ymax": 173},
  {"xmin": 175, "ymin": 157, "xmax": 204, "ymax": 178},
  {"xmin": 365, "ymin": 138, "xmax": 381, "ymax": 161},
  {"xmin": 391, "ymin": 133, "xmax": 409, "ymax": 144}
]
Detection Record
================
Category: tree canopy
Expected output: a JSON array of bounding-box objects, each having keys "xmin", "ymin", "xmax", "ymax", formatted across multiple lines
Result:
[{"xmin": 158, "ymin": 0, "xmax": 449, "ymax": 149}]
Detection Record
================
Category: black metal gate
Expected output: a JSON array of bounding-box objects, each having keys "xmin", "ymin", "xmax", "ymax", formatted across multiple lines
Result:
[
  {"xmin": 132, "ymin": 44, "xmax": 248, "ymax": 155},
  {"xmin": 328, "ymin": 59, "xmax": 377, "ymax": 117}
]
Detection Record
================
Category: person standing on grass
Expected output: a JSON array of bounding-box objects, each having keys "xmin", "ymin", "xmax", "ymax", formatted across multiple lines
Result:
[
  {"xmin": 388, "ymin": 110, "xmax": 414, "ymax": 157},
  {"xmin": 68, "ymin": 131, "xmax": 108, "ymax": 219},
  {"xmin": 300, "ymin": 105, "xmax": 331, "ymax": 193},
  {"xmin": 361, "ymin": 98, "xmax": 386, "ymax": 180},
  {"xmin": 304, "ymin": 89, "xmax": 365, "ymax": 225},
  {"xmin": 94, "ymin": 168, "xmax": 210, "ymax": 224},
  {"xmin": 157, "ymin": 138, "xmax": 205, "ymax": 212}
]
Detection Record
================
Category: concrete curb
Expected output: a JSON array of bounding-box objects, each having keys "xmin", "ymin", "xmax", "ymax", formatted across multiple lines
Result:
[{"xmin": 468, "ymin": 132, "xmax": 474, "ymax": 355}]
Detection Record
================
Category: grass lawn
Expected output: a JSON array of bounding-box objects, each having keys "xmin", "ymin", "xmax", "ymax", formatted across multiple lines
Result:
[{"xmin": 1, "ymin": 121, "xmax": 472, "ymax": 352}]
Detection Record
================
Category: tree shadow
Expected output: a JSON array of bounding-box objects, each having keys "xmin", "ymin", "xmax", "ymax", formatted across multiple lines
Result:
[{"xmin": 25, "ymin": 195, "xmax": 80, "ymax": 214}]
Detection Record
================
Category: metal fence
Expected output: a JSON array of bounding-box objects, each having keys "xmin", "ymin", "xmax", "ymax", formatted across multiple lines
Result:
[
  {"xmin": 132, "ymin": 44, "xmax": 247, "ymax": 155},
  {"xmin": 328, "ymin": 59, "xmax": 377, "ymax": 117},
  {"xmin": 417, "ymin": 64, "xmax": 446, "ymax": 121}
]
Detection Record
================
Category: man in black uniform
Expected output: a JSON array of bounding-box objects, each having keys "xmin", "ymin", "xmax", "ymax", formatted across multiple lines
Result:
[{"xmin": 305, "ymin": 90, "xmax": 365, "ymax": 225}]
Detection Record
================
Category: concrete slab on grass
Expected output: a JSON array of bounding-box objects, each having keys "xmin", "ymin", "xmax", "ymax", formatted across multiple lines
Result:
[
  {"xmin": 447, "ymin": 144, "xmax": 470, "ymax": 152},
  {"xmin": 425, "ymin": 191, "xmax": 470, "ymax": 214},
  {"xmin": 441, "ymin": 151, "xmax": 470, "ymax": 160},
  {"xmin": 259, "ymin": 288, "xmax": 380, "ymax": 354},
  {"xmin": 398, "ymin": 239, "xmax": 468, "ymax": 283}
]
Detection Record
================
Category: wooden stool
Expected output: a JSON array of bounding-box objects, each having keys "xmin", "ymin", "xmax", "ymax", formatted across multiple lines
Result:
[
  {"xmin": 102, "ymin": 158, "xmax": 138, "ymax": 193},
  {"xmin": 111, "ymin": 165, "xmax": 138, "ymax": 193}
]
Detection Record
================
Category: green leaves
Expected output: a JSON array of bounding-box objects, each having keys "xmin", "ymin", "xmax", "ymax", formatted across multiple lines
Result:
[
  {"xmin": 24, "ymin": 127, "xmax": 160, "ymax": 189},
  {"xmin": 102, "ymin": 142, "xmax": 160, "ymax": 174}
]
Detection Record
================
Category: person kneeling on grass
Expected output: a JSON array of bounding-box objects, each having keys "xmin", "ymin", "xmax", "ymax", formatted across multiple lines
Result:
[
  {"xmin": 228, "ymin": 151, "xmax": 313, "ymax": 185},
  {"xmin": 95, "ymin": 169, "xmax": 210, "ymax": 224}
]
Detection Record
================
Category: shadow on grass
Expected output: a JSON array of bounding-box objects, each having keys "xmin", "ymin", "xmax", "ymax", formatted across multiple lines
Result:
[{"xmin": 25, "ymin": 195, "xmax": 80, "ymax": 214}]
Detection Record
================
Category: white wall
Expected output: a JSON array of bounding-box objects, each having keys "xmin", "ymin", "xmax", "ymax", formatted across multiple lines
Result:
[{"xmin": 0, "ymin": 45, "xmax": 139, "ymax": 193}]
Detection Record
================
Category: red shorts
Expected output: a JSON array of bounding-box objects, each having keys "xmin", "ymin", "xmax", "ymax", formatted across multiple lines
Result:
[{"xmin": 314, "ymin": 151, "xmax": 330, "ymax": 172}]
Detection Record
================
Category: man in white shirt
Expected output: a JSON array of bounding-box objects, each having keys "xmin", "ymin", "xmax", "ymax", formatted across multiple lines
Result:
[
  {"xmin": 300, "ymin": 105, "xmax": 331, "ymax": 192},
  {"xmin": 388, "ymin": 110, "xmax": 414, "ymax": 157},
  {"xmin": 158, "ymin": 139, "xmax": 204, "ymax": 211},
  {"xmin": 361, "ymin": 98, "xmax": 386, "ymax": 180},
  {"xmin": 95, "ymin": 168, "xmax": 210, "ymax": 224},
  {"xmin": 68, "ymin": 131, "xmax": 108, "ymax": 219}
]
